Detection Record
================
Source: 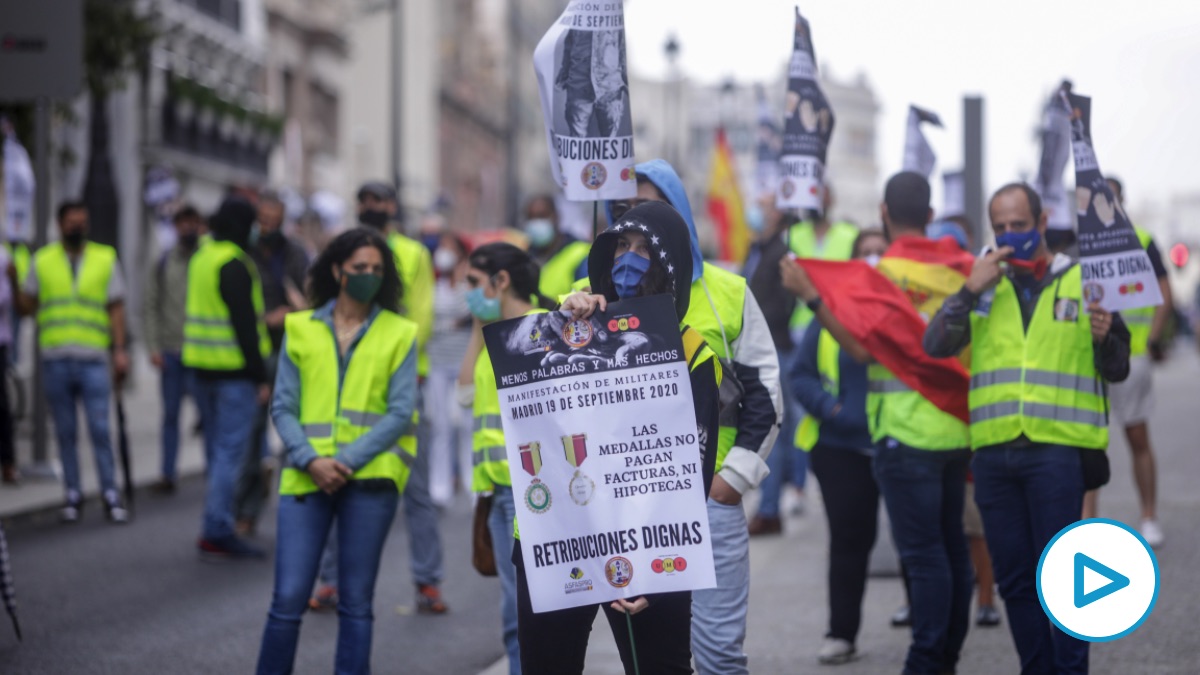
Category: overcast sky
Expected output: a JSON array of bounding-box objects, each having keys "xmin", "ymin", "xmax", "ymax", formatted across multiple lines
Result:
[{"xmin": 622, "ymin": 0, "xmax": 1200, "ymax": 216}]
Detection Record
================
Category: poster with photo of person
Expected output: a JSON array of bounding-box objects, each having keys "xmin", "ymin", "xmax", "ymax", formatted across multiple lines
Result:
[
  {"xmin": 482, "ymin": 295, "xmax": 716, "ymax": 613},
  {"xmin": 776, "ymin": 6, "xmax": 835, "ymax": 213},
  {"xmin": 534, "ymin": 1, "xmax": 637, "ymax": 202},
  {"xmin": 1063, "ymin": 90, "xmax": 1162, "ymax": 312}
]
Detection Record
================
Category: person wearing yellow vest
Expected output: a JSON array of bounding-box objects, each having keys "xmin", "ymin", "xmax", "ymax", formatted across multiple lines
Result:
[
  {"xmin": 455, "ymin": 243, "xmax": 556, "ymax": 675},
  {"xmin": 256, "ymin": 228, "xmax": 419, "ymax": 674},
  {"xmin": 354, "ymin": 181, "xmax": 447, "ymax": 613},
  {"xmin": 530, "ymin": 200, "xmax": 722, "ymax": 675},
  {"xmin": 781, "ymin": 173, "xmax": 975, "ymax": 675},
  {"xmin": 522, "ymin": 194, "xmax": 591, "ymax": 300},
  {"xmin": 925, "ymin": 183, "xmax": 1131, "ymax": 675},
  {"xmin": 17, "ymin": 201, "xmax": 130, "ymax": 523},
  {"xmin": 753, "ymin": 187, "xmax": 859, "ymax": 537},
  {"xmin": 184, "ymin": 197, "xmax": 272, "ymax": 559},
  {"xmin": 792, "ymin": 229, "xmax": 887, "ymax": 665},
  {"xmin": 607, "ymin": 159, "xmax": 782, "ymax": 675},
  {"xmin": 1083, "ymin": 177, "xmax": 1172, "ymax": 547}
]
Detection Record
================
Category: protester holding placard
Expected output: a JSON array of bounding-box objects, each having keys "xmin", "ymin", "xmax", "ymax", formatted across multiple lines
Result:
[
  {"xmin": 924, "ymin": 183, "xmax": 1131, "ymax": 674},
  {"xmin": 457, "ymin": 242, "xmax": 556, "ymax": 675},
  {"xmin": 1081, "ymin": 178, "xmax": 1172, "ymax": 548},
  {"xmin": 608, "ymin": 159, "xmax": 782, "ymax": 674},
  {"xmin": 257, "ymin": 228, "xmax": 418, "ymax": 674},
  {"xmin": 512, "ymin": 201, "xmax": 722, "ymax": 675}
]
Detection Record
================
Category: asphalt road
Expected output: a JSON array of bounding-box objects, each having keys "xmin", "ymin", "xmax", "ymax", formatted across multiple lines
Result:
[{"xmin": 0, "ymin": 482, "xmax": 504, "ymax": 674}]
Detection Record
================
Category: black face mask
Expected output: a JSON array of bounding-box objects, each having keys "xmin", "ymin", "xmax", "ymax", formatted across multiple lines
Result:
[
  {"xmin": 261, "ymin": 230, "xmax": 285, "ymax": 249},
  {"xmin": 178, "ymin": 233, "xmax": 200, "ymax": 250},
  {"xmin": 63, "ymin": 230, "xmax": 86, "ymax": 248},
  {"xmin": 358, "ymin": 209, "xmax": 389, "ymax": 230}
]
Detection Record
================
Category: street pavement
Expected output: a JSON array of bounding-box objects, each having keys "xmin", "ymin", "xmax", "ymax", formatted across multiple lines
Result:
[{"xmin": 1, "ymin": 345, "xmax": 1198, "ymax": 673}]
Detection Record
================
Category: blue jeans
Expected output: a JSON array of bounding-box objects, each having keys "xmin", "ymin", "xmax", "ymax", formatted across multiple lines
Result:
[
  {"xmin": 318, "ymin": 393, "xmax": 445, "ymax": 588},
  {"xmin": 692, "ymin": 499, "xmax": 751, "ymax": 675},
  {"xmin": 757, "ymin": 347, "xmax": 805, "ymax": 518},
  {"xmin": 489, "ymin": 486, "xmax": 520, "ymax": 675},
  {"xmin": 873, "ymin": 440, "xmax": 973, "ymax": 675},
  {"xmin": 973, "ymin": 444, "xmax": 1087, "ymax": 675},
  {"xmin": 194, "ymin": 378, "xmax": 257, "ymax": 541},
  {"xmin": 257, "ymin": 482, "xmax": 399, "ymax": 675},
  {"xmin": 43, "ymin": 358, "xmax": 117, "ymax": 497},
  {"xmin": 159, "ymin": 351, "xmax": 196, "ymax": 481},
  {"xmin": 404, "ymin": 392, "xmax": 443, "ymax": 586}
]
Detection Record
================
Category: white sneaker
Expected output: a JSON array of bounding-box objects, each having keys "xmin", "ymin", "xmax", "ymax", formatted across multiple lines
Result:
[
  {"xmin": 782, "ymin": 486, "xmax": 807, "ymax": 517},
  {"xmin": 104, "ymin": 490, "xmax": 130, "ymax": 525},
  {"xmin": 1140, "ymin": 519, "xmax": 1164, "ymax": 548},
  {"xmin": 817, "ymin": 637, "xmax": 856, "ymax": 665}
]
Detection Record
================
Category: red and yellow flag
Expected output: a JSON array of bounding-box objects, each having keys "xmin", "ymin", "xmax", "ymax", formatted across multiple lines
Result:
[
  {"xmin": 706, "ymin": 128, "xmax": 751, "ymax": 264},
  {"xmin": 794, "ymin": 235, "xmax": 976, "ymax": 423}
]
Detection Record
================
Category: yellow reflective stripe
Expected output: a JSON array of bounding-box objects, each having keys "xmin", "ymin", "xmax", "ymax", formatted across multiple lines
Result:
[
  {"xmin": 970, "ymin": 401, "xmax": 1021, "ymax": 423},
  {"xmin": 185, "ymin": 315, "xmax": 232, "ymax": 326},
  {"xmin": 867, "ymin": 380, "xmax": 912, "ymax": 393},
  {"xmin": 343, "ymin": 410, "xmax": 385, "ymax": 427},
  {"xmin": 473, "ymin": 446, "xmax": 507, "ymax": 465},
  {"xmin": 183, "ymin": 336, "xmax": 240, "ymax": 349},
  {"xmin": 394, "ymin": 447, "xmax": 416, "ymax": 467},
  {"xmin": 1023, "ymin": 402, "xmax": 1106, "ymax": 428},
  {"xmin": 38, "ymin": 318, "xmax": 109, "ymax": 332},
  {"xmin": 42, "ymin": 297, "xmax": 107, "ymax": 310},
  {"xmin": 1123, "ymin": 314, "xmax": 1153, "ymax": 325},
  {"xmin": 972, "ymin": 368, "xmax": 1100, "ymax": 396},
  {"xmin": 302, "ymin": 423, "xmax": 333, "ymax": 437},
  {"xmin": 473, "ymin": 414, "xmax": 503, "ymax": 432}
]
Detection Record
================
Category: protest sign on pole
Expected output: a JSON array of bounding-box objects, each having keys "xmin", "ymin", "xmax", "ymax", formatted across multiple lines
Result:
[
  {"xmin": 482, "ymin": 295, "xmax": 716, "ymax": 613},
  {"xmin": 776, "ymin": 6, "xmax": 834, "ymax": 213},
  {"xmin": 942, "ymin": 170, "xmax": 965, "ymax": 218},
  {"xmin": 902, "ymin": 105, "xmax": 942, "ymax": 179},
  {"xmin": 754, "ymin": 84, "xmax": 781, "ymax": 197},
  {"xmin": 534, "ymin": 1, "xmax": 637, "ymax": 202},
  {"xmin": 1063, "ymin": 91, "xmax": 1162, "ymax": 312},
  {"xmin": 1037, "ymin": 82, "xmax": 1074, "ymax": 231},
  {"xmin": 2, "ymin": 123, "xmax": 35, "ymax": 243}
]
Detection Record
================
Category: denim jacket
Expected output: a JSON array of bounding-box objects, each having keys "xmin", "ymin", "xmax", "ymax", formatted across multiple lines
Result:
[{"xmin": 271, "ymin": 300, "xmax": 418, "ymax": 472}]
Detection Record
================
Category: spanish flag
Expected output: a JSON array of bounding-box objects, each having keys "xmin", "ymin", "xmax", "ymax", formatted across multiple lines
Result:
[
  {"xmin": 795, "ymin": 235, "xmax": 975, "ymax": 423},
  {"xmin": 706, "ymin": 128, "xmax": 751, "ymax": 265}
]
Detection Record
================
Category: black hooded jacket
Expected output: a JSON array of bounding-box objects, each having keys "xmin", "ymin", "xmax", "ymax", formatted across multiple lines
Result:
[
  {"xmin": 201, "ymin": 197, "xmax": 267, "ymax": 384},
  {"xmin": 586, "ymin": 201, "xmax": 720, "ymax": 495}
]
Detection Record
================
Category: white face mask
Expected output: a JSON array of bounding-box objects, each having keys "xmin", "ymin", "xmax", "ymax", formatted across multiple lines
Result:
[
  {"xmin": 433, "ymin": 247, "xmax": 458, "ymax": 273},
  {"xmin": 523, "ymin": 218, "xmax": 556, "ymax": 248},
  {"xmin": 864, "ymin": 254, "xmax": 882, "ymax": 268}
]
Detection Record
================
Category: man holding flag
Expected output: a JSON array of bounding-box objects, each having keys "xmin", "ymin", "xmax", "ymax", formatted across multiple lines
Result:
[
  {"xmin": 780, "ymin": 172, "xmax": 975, "ymax": 675},
  {"xmin": 924, "ymin": 183, "xmax": 1130, "ymax": 674}
]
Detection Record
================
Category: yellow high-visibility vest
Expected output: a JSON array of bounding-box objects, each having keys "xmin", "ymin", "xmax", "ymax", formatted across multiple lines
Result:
[
  {"xmin": 279, "ymin": 309, "xmax": 419, "ymax": 495},
  {"xmin": 34, "ymin": 242, "xmax": 115, "ymax": 350},
  {"xmin": 182, "ymin": 240, "xmax": 270, "ymax": 370}
]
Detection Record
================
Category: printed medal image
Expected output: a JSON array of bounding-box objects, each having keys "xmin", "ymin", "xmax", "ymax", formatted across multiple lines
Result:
[
  {"xmin": 520, "ymin": 442, "xmax": 552, "ymax": 514},
  {"xmin": 563, "ymin": 433, "xmax": 596, "ymax": 506}
]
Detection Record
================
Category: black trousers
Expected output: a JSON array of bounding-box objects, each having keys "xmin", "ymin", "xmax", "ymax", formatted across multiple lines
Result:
[
  {"xmin": 513, "ymin": 541, "xmax": 693, "ymax": 675},
  {"xmin": 810, "ymin": 444, "xmax": 880, "ymax": 643},
  {"xmin": 0, "ymin": 346, "xmax": 14, "ymax": 468}
]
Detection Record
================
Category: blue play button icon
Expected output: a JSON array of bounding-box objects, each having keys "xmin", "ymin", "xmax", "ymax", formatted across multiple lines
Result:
[{"xmin": 1074, "ymin": 552, "xmax": 1130, "ymax": 608}]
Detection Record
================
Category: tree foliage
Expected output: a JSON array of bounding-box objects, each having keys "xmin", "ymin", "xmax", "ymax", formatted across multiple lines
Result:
[{"xmin": 85, "ymin": 0, "xmax": 159, "ymax": 98}]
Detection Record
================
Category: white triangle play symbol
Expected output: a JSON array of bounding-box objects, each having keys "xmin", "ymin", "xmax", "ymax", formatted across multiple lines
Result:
[{"xmin": 1084, "ymin": 566, "xmax": 1109, "ymax": 595}]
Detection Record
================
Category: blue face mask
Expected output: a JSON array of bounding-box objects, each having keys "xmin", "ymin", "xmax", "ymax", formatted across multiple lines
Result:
[
  {"xmin": 466, "ymin": 286, "xmax": 501, "ymax": 322},
  {"xmin": 611, "ymin": 252, "xmax": 652, "ymax": 299},
  {"xmin": 995, "ymin": 228, "xmax": 1042, "ymax": 261}
]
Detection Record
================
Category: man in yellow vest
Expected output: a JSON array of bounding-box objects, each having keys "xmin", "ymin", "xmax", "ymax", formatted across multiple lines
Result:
[
  {"xmin": 925, "ymin": 183, "xmax": 1131, "ymax": 674},
  {"xmin": 184, "ymin": 197, "xmax": 272, "ymax": 559},
  {"xmin": 521, "ymin": 194, "xmax": 590, "ymax": 299},
  {"xmin": 1083, "ymin": 178, "xmax": 1171, "ymax": 547},
  {"xmin": 355, "ymin": 181, "xmax": 447, "ymax": 613},
  {"xmin": 608, "ymin": 158, "xmax": 782, "ymax": 675},
  {"xmin": 18, "ymin": 201, "xmax": 131, "ymax": 523}
]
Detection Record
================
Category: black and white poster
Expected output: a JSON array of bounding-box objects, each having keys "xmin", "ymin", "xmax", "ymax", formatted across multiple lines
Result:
[
  {"xmin": 1037, "ymin": 82, "xmax": 1074, "ymax": 231},
  {"xmin": 534, "ymin": 1, "xmax": 637, "ymax": 202},
  {"xmin": 1063, "ymin": 91, "xmax": 1162, "ymax": 312},
  {"xmin": 776, "ymin": 6, "xmax": 834, "ymax": 212},
  {"xmin": 482, "ymin": 295, "xmax": 715, "ymax": 613},
  {"xmin": 902, "ymin": 105, "xmax": 942, "ymax": 179}
]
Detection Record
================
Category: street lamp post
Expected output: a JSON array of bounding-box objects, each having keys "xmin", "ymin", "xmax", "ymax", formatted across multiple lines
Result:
[{"xmin": 663, "ymin": 34, "xmax": 680, "ymax": 170}]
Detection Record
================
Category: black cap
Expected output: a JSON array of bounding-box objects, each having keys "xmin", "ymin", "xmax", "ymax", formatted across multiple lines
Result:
[{"xmin": 357, "ymin": 181, "xmax": 397, "ymax": 202}]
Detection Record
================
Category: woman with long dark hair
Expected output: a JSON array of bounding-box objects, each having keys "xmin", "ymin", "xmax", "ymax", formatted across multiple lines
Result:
[
  {"xmin": 517, "ymin": 201, "xmax": 723, "ymax": 675},
  {"xmin": 257, "ymin": 228, "xmax": 417, "ymax": 674},
  {"xmin": 458, "ymin": 242, "xmax": 555, "ymax": 675}
]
